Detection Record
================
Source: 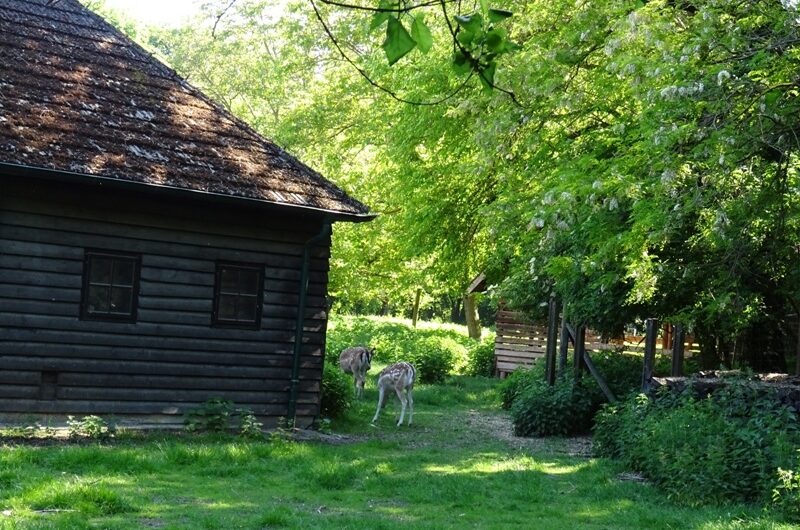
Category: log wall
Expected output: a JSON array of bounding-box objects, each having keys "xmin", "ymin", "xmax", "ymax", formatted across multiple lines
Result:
[{"xmin": 0, "ymin": 176, "xmax": 331, "ymax": 427}]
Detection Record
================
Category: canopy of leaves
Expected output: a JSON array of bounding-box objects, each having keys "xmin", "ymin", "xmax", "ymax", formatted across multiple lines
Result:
[{"xmin": 95, "ymin": 0, "xmax": 800, "ymax": 368}]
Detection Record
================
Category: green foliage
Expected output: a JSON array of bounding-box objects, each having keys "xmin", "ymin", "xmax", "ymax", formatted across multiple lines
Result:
[
  {"xmin": 183, "ymin": 399, "xmax": 264, "ymax": 435},
  {"xmin": 772, "ymin": 457, "xmax": 800, "ymax": 522},
  {"xmin": 66, "ymin": 415, "xmax": 116, "ymax": 441},
  {"xmin": 239, "ymin": 410, "xmax": 265, "ymax": 439},
  {"xmin": 410, "ymin": 336, "xmax": 457, "ymax": 384},
  {"xmin": 511, "ymin": 377, "xmax": 597, "ymax": 437},
  {"xmin": 121, "ymin": 0, "xmax": 800, "ymax": 369},
  {"xmin": 505, "ymin": 351, "xmax": 645, "ymax": 436},
  {"xmin": 327, "ymin": 315, "xmax": 487, "ymax": 376},
  {"xmin": 498, "ymin": 366, "xmax": 542, "ymax": 409},
  {"xmin": 594, "ymin": 382, "xmax": 800, "ymax": 506},
  {"xmin": 464, "ymin": 335, "xmax": 496, "ymax": 377},
  {"xmin": 184, "ymin": 398, "xmax": 235, "ymax": 433},
  {"xmin": 320, "ymin": 362, "xmax": 353, "ymax": 419}
]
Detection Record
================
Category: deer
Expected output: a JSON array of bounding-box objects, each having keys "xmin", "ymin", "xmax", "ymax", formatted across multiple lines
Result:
[
  {"xmin": 371, "ymin": 361, "xmax": 416, "ymax": 427},
  {"xmin": 338, "ymin": 346, "xmax": 374, "ymax": 399}
]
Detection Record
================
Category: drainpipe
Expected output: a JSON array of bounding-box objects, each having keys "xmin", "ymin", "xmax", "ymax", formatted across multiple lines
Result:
[{"xmin": 287, "ymin": 220, "xmax": 332, "ymax": 425}]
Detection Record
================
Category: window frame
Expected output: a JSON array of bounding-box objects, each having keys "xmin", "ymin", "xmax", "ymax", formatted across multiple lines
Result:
[
  {"xmin": 212, "ymin": 261, "xmax": 265, "ymax": 330},
  {"xmin": 80, "ymin": 250, "xmax": 141, "ymax": 323}
]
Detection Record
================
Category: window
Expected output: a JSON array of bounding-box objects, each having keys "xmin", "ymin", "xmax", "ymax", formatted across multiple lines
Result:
[
  {"xmin": 81, "ymin": 251, "xmax": 140, "ymax": 322},
  {"xmin": 213, "ymin": 263, "xmax": 264, "ymax": 328}
]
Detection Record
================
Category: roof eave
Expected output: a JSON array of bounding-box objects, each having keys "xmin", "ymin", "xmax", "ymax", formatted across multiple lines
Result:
[{"xmin": 0, "ymin": 162, "xmax": 377, "ymax": 223}]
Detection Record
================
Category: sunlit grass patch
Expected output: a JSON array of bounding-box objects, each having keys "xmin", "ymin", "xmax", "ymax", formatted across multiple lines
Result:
[{"xmin": 20, "ymin": 478, "xmax": 134, "ymax": 516}]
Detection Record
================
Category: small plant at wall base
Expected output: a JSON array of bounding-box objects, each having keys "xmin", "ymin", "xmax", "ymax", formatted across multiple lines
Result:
[
  {"xmin": 320, "ymin": 362, "xmax": 353, "ymax": 419},
  {"xmin": 66, "ymin": 415, "xmax": 116, "ymax": 440},
  {"xmin": 184, "ymin": 398, "xmax": 235, "ymax": 433}
]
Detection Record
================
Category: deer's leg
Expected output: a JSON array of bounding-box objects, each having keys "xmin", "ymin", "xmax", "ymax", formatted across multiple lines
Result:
[
  {"xmin": 371, "ymin": 385, "xmax": 385, "ymax": 424},
  {"xmin": 407, "ymin": 387, "xmax": 414, "ymax": 426},
  {"xmin": 394, "ymin": 386, "xmax": 407, "ymax": 427}
]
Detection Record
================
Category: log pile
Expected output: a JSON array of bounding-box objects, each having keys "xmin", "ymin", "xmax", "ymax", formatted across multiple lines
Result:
[{"xmin": 649, "ymin": 371, "xmax": 800, "ymax": 414}]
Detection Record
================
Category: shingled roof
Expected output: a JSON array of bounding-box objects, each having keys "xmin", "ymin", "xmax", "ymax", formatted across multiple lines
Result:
[{"xmin": 0, "ymin": 0, "xmax": 372, "ymax": 220}]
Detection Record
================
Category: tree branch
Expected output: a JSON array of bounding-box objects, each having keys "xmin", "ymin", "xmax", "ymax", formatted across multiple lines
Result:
[{"xmin": 310, "ymin": 0, "xmax": 474, "ymax": 106}]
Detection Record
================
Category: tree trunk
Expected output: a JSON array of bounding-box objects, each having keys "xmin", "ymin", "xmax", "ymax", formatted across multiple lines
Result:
[
  {"xmin": 464, "ymin": 294, "xmax": 481, "ymax": 339},
  {"xmin": 411, "ymin": 288, "xmax": 422, "ymax": 328}
]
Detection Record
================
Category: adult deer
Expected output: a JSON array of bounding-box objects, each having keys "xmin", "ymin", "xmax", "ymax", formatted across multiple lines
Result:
[
  {"xmin": 371, "ymin": 361, "xmax": 416, "ymax": 427},
  {"xmin": 338, "ymin": 346, "xmax": 374, "ymax": 399}
]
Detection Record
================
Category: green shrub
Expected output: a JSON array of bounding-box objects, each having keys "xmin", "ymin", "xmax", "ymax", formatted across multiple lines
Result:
[
  {"xmin": 184, "ymin": 398, "xmax": 235, "ymax": 433},
  {"xmin": 594, "ymin": 382, "xmax": 800, "ymax": 506},
  {"xmin": 239, "ymin": 409, "xmax": 264, "ymax": 439},
  {"xmin": 465, "ymin": 336, "xmax": 496, "ymax": 377},
  {"xmin": 502, "ymin": 351, "xmax": 642, "ymax": 436},
  {"xmin": 510, "ymin": 376, "xmax": 599, "ymax": 436},
  {"xmin": 772, "ymin": 457, "xmax": 800, "ymax": 522},
  {"xmin": 498, "ymin": 366, "xmax": 541, "ymax": 409},
  {"xmin": 320, "ymin": 362, "xmax": 353, "ymax": 418},
  {"xmin": 409, "ymin": 336, "xmax": 457, "ymax": 384},
  {"xmin": 66, "ymin": 415, "xmax": 116, "ymax": 441}
]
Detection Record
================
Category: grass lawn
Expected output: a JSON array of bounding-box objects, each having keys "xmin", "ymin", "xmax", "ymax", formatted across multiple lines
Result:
[{"xmin": 0, "ymin": 374, "xmax": 794, "ymax": 529}]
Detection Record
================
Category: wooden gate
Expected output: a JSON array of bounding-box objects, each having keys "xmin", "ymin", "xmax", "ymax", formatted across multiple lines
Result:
[{"xmin": 494, "ymin": 309, "xmax": 548, "ymax": 378}]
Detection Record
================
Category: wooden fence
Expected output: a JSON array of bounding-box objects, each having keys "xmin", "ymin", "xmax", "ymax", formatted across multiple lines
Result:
[{"xmin": 494, "ymin": 310, "xmax": 700, "ymax": 378}]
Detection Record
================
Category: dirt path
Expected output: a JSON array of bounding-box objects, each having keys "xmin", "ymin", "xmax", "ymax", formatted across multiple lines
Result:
[{"xmin": 292, "ymin": 408, "xmax": 593, "ymax": 457}]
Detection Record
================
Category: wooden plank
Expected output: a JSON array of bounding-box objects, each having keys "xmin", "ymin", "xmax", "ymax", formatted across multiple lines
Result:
[
  {"xmin": 0, "ymin": 371, "xmax": 42, "ymax": 385},
  {"xmin": 0, "ymin": 355, "xmax": 321, "ymax": 379},
  {"xmin": 0, "ymin": 399, "xmax": 298, "ymax": 415},
  {"xmin": 1, "ymin": 212, "xmax": 330, "ymax": 260},
  {"xmin": 57, "ymin": 372, "xmax": 294, "ymax": 391},
  {"xmin": 55, "ymin": 387, "xmax": 291, "ymax": 404},
  {"xmin": 0, "ymin": 329, "xmax": 319, "ymax": 354},
  {"xmin": 0, "ymin": 313, "xmax": 325, "ymax": 342},
  {"xmin": 0, "ymin": 233, "xmax": 329, "ymax": 273},
  {"xmin": 2, "ymin": 188, "xmax": 324, "ymax": 246}
]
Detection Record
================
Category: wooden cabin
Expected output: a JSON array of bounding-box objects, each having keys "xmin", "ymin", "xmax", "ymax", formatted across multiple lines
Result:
[{"xmin": 0, "ymin": 0, "xmax": 372, "ymax": 427}]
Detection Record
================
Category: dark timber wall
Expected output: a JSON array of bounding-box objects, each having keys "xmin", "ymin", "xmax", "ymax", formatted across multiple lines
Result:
[{"xmin": 0, "ymin": 176, "xmax": 331, "ymax": 427}]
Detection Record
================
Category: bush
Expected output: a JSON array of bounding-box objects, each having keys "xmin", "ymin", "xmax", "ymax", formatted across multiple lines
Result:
[
  {"xmin": 184, "ymin": 399, "xmax": 263, "ymax": 435},
  {"xmin": 503, "ymin": 351, "xmax": 643, "ymax": 436},
  {"xmin": 326, "ymin": 315, "xmax": 488, "ymax": 381},
  {"xmin": 465, "ymin": 336, "xmax": 496, "ymax": 377},
  {"xmin": 510, "ymin": 377, "xmax": 599, "ymax": 436},
  {"xmin": 184, "ymin": 398, "xmax": 235, "ymax": 433},
  {"xmin": 66, "ymin": 415, "xmax": 116, "ymax": 440},
  {"xmin": 772, "ymin": 457, "xmax": 800, "ymax": 522},
  {"xmin": 594, "ymin": 382, "xmax": 800, "ymax": 506},
  {"xmin": 409, "ymin": 336, "xmax": 458, "ymax": 384},
  {"xmin": 498, "ymin": 366, "xmax": 542, "ymax": 409},
  {"xmin": 320, "ymin": 362, "xmax": 353, "ymax": 418}
]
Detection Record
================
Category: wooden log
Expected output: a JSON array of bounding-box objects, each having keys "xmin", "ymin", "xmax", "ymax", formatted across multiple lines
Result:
[
  {"xmin": 545, "ymin": 297, "xmax": 558, "ymax": 386},
  {"xmin": 642, "ymin": 318, "xmax": 659, "ymax": 391},
  {"xmin": 583, "ymin": 350, "xmax": 616, "ymax": 403}
]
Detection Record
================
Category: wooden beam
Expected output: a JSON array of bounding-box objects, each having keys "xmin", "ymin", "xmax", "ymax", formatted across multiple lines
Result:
[
  {"xmin": 557, "ymin": 312, "xmax": 569, "ymax": 376},
  {"xmin": 583, "ymin": 350, "xmax": 616, "ymax": 403},
  {"xmin": 573, "ymin": 325, "xmax": 586, "ymax": 383},
  {"xmin": 671, "ymin": 324, "xmax": 685, "ymax": 377},
  {"xmin": 411, "ymin": 288, "xmax": 421, "ymax": 328},
  {"xmin": 545, "ymin": 297, "xmax": 559, "ymax": 386},
  {"xmin": 642, "ymin": 318, "xmax": 659, "ymax": 391}
]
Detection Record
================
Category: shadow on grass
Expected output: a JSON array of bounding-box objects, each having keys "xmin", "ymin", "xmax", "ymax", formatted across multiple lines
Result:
[{"xmin": 1, "ymin": 433, "xmax": 793, "ymax": 530}]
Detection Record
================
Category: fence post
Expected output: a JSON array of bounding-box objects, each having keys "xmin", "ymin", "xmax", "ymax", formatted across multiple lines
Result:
[
  {"xmin": 642, "ymin": 318, "xmax": 659, "ymax": 391},
  {"xmin": 671, "ymin": 324, "xmax": 685, "ymax": 377},
  {"xmin": 573, "ymin": 325, "xmax": 586, "ymax": 383},
  {"xmin": 557, "ymin": 313, "xmax": 569, "ymax": 377},
  {"xmin": 545, "ymin": 296, "xmax": 559, "ymax": 386}
]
